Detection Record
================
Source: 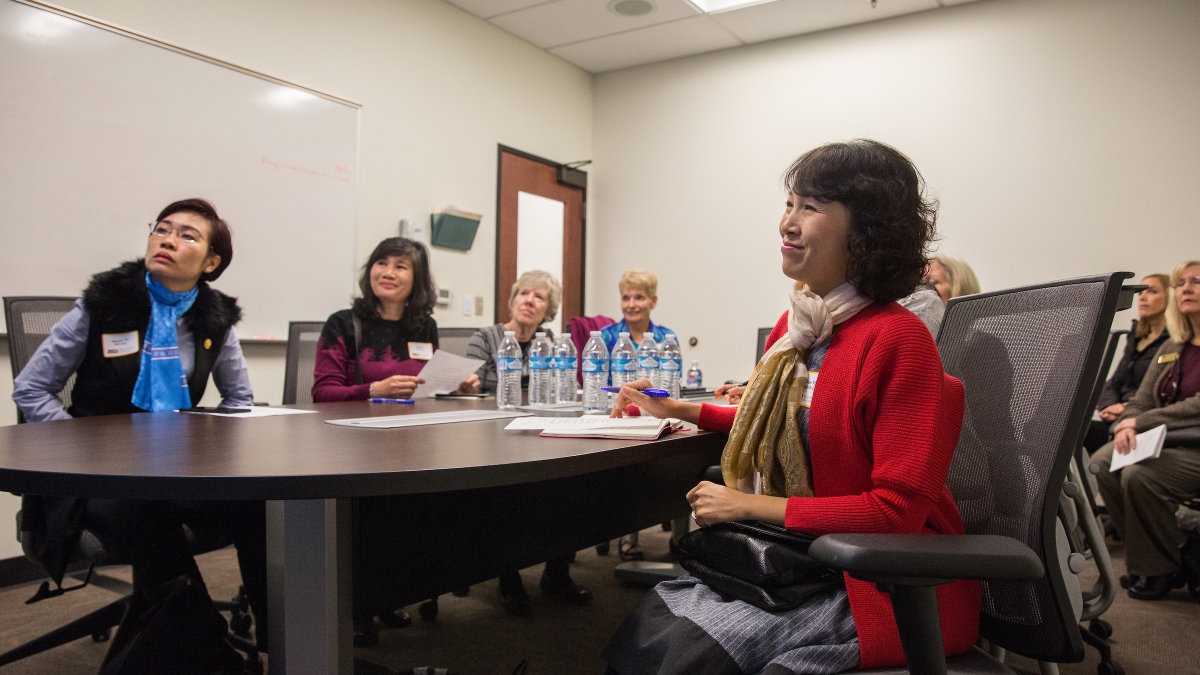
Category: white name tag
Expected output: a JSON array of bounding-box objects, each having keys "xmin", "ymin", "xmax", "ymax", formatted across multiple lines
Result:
[
  {"xmin": 800, "ymin": 371, "xmax": 818, "ymax": 408},
  {"xmin": 101, "ymin": 331, "xmax": 140, "ymax": 358},
  {"xmin": 408, "ymin": 342, "xmax": 434, "ymax": 360}
]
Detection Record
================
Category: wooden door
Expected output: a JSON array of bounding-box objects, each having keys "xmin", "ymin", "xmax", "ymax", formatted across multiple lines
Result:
[{"xmin": 495, "ymin": 146, "xmax": 586, "ymax": 333}]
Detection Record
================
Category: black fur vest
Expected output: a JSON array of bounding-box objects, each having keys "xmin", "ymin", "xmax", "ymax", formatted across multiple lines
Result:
[{"xmin": 68, "ymin": 259, "xmax": 242, "ymax": 417}]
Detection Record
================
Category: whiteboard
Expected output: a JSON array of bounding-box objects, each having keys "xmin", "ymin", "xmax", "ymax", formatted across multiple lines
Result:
[{"xmin": 0, "ymin": 0, "xmax": 358, "ymax": 339}]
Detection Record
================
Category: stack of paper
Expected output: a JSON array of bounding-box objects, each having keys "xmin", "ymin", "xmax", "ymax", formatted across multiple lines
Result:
[
  {"xmin": 504, "ymin": 416, "xmax": 685, "ymax": 440},
  {"xmin": 1109, "ymin": 424, "xmax": 1168, "ymax": 471}
]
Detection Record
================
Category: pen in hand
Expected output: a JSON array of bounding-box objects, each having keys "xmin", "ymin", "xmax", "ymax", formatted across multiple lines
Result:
[
  {"xmin": 601, "ymin": 386, "xmax": 670, "ymax": 398},
  {"xmin": 369, "ymin": 398, "xmax": 415, "ymax": 404}
]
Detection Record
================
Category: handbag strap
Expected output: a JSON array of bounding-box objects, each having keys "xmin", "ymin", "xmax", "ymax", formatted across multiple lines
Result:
[{"xmin": 351, "ymin": 313, "xmax": 364, "ymax": 386}]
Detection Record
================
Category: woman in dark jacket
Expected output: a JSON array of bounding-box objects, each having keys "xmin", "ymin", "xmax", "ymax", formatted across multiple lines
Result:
[{"xmin": 1083, "ymin": 274, "xmax": 1170, "ymax": 452}]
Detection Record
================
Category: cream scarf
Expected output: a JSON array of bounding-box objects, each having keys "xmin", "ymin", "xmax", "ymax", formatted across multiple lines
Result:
[{"xmin": 720, "ymin": 282, "xmax": 870, "ymax": 497}]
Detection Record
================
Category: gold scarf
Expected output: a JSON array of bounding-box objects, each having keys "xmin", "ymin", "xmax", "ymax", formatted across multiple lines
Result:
[{"xmin": 721, "ymin": 282, "xmax": 870, "ymax": 497}]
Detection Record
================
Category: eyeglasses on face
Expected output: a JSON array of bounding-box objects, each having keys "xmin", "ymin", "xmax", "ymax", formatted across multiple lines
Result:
[{"xmin": 148, "ymin": 220, "xmax": 205, "ymax": 245}]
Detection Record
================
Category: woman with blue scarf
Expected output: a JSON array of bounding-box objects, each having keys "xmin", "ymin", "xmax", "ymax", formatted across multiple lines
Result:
[{"xmin": 12, "ymin": 199, "xmax": 268, "ymax": 652}]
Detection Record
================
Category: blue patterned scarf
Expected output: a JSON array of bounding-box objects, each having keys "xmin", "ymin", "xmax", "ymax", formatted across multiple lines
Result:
[{"xmin": 131, "ymin": 273, "xmax": 198, "ymax": 412}]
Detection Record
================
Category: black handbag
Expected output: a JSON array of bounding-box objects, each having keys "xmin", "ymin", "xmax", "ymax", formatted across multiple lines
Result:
[{"xmin": 677, "ymin": 520, "xmax": 842, "ymax": 613}]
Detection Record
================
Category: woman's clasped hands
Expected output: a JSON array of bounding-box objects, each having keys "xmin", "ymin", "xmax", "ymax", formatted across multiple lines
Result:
[{"xmin": 1113, "ymin": 417, "xmax": 1139, "ymax": 455}]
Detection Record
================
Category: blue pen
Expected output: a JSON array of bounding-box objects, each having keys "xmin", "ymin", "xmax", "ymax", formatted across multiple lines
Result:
[
  {"xmin": 369, "ymin": 398, "xmax": 414, "ymax": 404},
  {"xmin": 601, "ymin": 386, "xmax": 670, "ymax": 398}
]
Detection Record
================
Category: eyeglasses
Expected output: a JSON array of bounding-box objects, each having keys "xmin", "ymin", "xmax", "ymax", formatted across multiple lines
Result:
[
  {"xmin": 1175, "ymin": 275, "xmax": 1200, "ymax": 289},
  {"xmin": 148, "ymin": 221, "xmax": 205, "ymax": 245}
]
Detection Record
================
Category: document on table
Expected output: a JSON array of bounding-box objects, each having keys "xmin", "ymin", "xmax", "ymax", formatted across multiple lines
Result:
[
  {"xmin": 326, "ymin": 409, "xmax": 531, "ymax": 429},
  {"xmin": 1109, "ymin": 424, "xmax": 1168, "ymax": 471},
  {"xmin": 411, "ymin": 350, "xmax": 485, "ymax": 399},
  {"xmin": 516, "ymin": 401, "xmax": 583, "ymax": 412},
  {"xmin": 505, "ymin": 416, "xmax": 684, "ymax": 439},
  {"xmin": 180, "ymin": 407, "xmax": 316, "ymax": 418}
]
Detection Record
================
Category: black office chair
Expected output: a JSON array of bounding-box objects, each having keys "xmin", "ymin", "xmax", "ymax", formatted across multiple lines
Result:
[
  {"xmin": 1, "ymin": 297, "xmax": 260, "ymax": 670},
  {"xmin": 281, "ymin": 321, "xmax": 326, "ymax": 405},
  {"xmin": 756, "ymin": 326, "xmax": 772, "ymax": 363},
  {"xmin": 811, "ymin": 272, "xmax": 1132, "ymax": 675},
  {"xmin": 437, "ymin": 326, "xmax": 479, "ymax": 358}
]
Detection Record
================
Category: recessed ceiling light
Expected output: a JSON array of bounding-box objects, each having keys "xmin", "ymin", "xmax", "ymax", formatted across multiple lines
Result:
[
  {"xmin": 687, "ymin": 0, "xmax": 782, "ymax": 15},
  {"xmin": 609, "ymin": 0, "xmax": 656, "ymax": 17}
]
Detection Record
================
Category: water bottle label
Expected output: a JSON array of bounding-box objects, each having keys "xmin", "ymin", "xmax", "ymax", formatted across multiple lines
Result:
[
  {"xmin": 497, "ymin": 357, "xmax": 522, "ymax": 372},
  {"xmin": 582, "ymin": 357, "xmax": 608, "ymax": 373},
  {"xmin": 529, "ymin": 356, "xmax": 551, "ymax": 371},
  {"xmin": 612, "ymin": 357, "xmax": 635, "ymax": 373},
  {"xmin": 554, "ymin": 356, "xmax": 577, "ymax": 370},
  {"xmin": 637, "ymin": 356, "xmax": 659, "ymax": 369},
  {"xmin": 661, "ymin": 358, "xmax": 682, "ymax": 371},
  {"xmin": 687, "ymin": 373, "xmax": 701, "ymax": 388}
]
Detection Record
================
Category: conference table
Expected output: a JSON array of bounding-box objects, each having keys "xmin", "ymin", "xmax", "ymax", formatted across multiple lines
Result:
[{"xmin": 0, "ymin": 399, "xmax": 725, "ymax": 675}]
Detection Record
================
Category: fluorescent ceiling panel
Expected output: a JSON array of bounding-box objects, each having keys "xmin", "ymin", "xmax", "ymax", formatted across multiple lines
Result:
[{"xmin": 687, "ymin": 0, "xmax": 781, "ymax": 13}]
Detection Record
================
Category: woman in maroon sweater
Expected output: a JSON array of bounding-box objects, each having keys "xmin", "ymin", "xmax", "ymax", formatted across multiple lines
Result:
[{"xmin": 604, "ymin": 140, "xmax": 979, "ymax": 674}]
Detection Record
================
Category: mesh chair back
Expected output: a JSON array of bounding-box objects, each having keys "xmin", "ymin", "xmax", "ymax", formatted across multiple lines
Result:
[
  {"xmin": 437, "ymin": 327, "xmax": 478, "ymax": 358},
  {"xmin": 936, "ymin": 273, "xmax": 1129, "ymax": 663},
  {"xmin": 282, "ymin": 321, "xmax": 325, "ymax": 405},
  {"xmin": 756, "ymin": 327, "xmax": 772, "ymax": 362},
  {"xmin": 4, "ymin": 297, "xmax": 79, "ymax": 423}
]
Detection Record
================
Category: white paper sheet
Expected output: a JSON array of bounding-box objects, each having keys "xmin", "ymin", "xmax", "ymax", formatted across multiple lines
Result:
[
  {"xmin": 504, "ymin": 416, "xmax": 671, "ymax": 431},
  {"xmin": 516, "ymin": 401, "xmax": 583, "ymax": 412},
  {"xmin": 181, "ymin": 407, "xmax": 316, "ymax": 418},
  {"xmin": 411, "ymin": 350, "xmax": 486, "ymax": 399},
  {"xmin": 326, "ymin": 409, "xmax": 530, "ymax": 429},
  {"xmin": 1109, "ymin": 424, "xmax": 1168, "ymax": 471}
]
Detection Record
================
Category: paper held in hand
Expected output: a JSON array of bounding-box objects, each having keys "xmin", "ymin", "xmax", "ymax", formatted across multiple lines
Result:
[
  {"xmin": 1109, "ymin": 424, "xmax": 1168, "ymax": 472},
  {"xmin": 411, "ymin": 350, "xmax": 485, "ymax": 399},
  {"xmin": 504, "ymin": 416, "xmax": 685, "ymax": 440}
]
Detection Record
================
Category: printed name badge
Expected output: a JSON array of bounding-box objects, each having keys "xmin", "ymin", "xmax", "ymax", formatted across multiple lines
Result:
[
  {"xmin": 408, "ymin": 342, "xmax": 434, "ymax": 360},
  {"xmin": 101, "ymin": 331, "xmax": 140, "ymax": 358},
  {"xmin": 800, "ymin": 371, "xmax": 819, "ymax": 408}
]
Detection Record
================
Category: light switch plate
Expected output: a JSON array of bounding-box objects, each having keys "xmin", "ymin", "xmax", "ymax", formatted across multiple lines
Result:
[
  {"xmin": 462, "ymin": 296, "xmax": 474, "ymax": 316},
  {"xmin": 474, "ymin": 296, "xmax": 484, "ymax": 316}
]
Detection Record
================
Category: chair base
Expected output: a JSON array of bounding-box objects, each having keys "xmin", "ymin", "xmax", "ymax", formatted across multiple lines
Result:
[
  {"xmin": 854, "ymin": 646, "xmax": 1015, "ymax": 675},
  {"xmin": 613, "ymin": 561, "xmax": 684, "ymax": 585},
  {"xmin": 0, "ymin": 596, "xmax": 128, "ymax": 666}
]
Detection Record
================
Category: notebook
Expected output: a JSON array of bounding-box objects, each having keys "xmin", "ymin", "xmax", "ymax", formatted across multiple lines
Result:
[{"xmin": 505, "ymin": 416, "xmax": 685, "ymax": 440}]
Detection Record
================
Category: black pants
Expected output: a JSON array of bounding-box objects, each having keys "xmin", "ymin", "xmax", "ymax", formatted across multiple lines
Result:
[
  {"xmin": 498, "ymin": 553, "xmax": 573, "ymax": 593},
  {"xmin": 1084, "ymin": 419, "xmax": 1113, "ymax": 455},
  {"xmin": 85, "ymin": 499, "xmax": 268, "ymax": 651}
]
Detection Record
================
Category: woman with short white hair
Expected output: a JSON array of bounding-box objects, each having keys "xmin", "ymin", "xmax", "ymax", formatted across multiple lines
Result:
[{"xmin": 924, "ymin": 253, "xmax": 980, "ymax": 305}]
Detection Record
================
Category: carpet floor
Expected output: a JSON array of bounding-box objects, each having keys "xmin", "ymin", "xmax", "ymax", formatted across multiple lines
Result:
[{"xmin": 0, "ymin": 528, "xmax": 1195, "ymax": 675}]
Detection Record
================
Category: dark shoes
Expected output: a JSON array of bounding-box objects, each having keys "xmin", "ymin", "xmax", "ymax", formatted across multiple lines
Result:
[
  {"xmin": 1119, "ymin": 574, "xmax": 1139, "ymax": 590},
  {"xmin": 498, "ymin": 582, "xmax": 532, "ymax": 616},
  {"xmin": 540, "ymin": 573, "xmax": 593, "ymax": 605},
  {"xmin": 1127, "ymin": 573, "xmax": 1184, "ymax": 601}
]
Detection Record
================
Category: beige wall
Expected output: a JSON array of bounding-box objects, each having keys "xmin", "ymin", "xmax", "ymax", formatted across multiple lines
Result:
[{"xmin": 589, "ymin": 0, "xmax": 1200, "ymax": 386}]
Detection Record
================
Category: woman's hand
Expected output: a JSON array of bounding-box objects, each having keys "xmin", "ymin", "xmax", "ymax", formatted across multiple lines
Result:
[
  {"xmin": 370, "ymin": 375, "xmax": 425, "ymax": 399},
  {"xmin": 609, "ymin": 379, "xmax": 701, "ymax": 424},
  {"xmin": 686, "ymin": 481, "xmax": 788, "ymax": 527},
  {"xmin": 1113, "ymin": 417, "xmax": 1138, "ymax": 454},
  {"xmin": 1098, "ymin": 402, "xmax": 1126, "ymax": 422},
  {"xmin": 457, "ymin": 373, "xmax": 480, "ymax": 394},
  {"xmin": 715, "ymin": 384, "xmax": 745, "ymax": 405}
]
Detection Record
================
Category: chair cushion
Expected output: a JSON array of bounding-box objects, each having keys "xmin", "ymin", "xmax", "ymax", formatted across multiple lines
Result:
[{"xmin": 853, "ymin": 646, "xmax": 1015, "ymax": 675}]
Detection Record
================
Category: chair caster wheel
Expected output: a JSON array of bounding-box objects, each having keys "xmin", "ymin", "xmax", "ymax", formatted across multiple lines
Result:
[
  {"xmin": 596, "ymin": 541, "xmax": 611, "ymax": 556},
  {"xmin": 230, "ymin": 611, "xmax": 254, "ymax": 638},
  {"xmin": 353, "ymin": 618, "xmax": 379, "ymax": 647},
  {"xmin": 661, "ymin": 521, "xmax": 673, "ymax": 532},
  {"xmin": 1097, "ymin": 659, "xmax": 1125, "ymax": 675},
  {"xmin": 1088, "ymin": 619, "xmax": 1112, "ymax": 640},
  {"xmin": 418, "ymin": 597, "xmax": 439, "ymax": 622},
  {"xmin": 378, "ymin": 607, "xmax": 412, "ymax": 628},
  {"xmin": 91, "ymin": 628, "xmax": 110, "ymax": 643}
]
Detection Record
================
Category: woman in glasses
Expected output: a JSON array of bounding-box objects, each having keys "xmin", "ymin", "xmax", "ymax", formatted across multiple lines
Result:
[
  {"xmin": 1093, "ymin": 260, "xmax": 1200, "ymax": 601},
  {"xmin": 12, "ymin": 199, "xmax": 267, "ymax": 651}
]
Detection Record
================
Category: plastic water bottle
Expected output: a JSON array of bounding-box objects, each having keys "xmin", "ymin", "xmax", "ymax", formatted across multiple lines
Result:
[
  {"xmin": 553, "ymin": 334, "xmax": 577, "ymax": 404},
  {"xmin": 528, "ymin": 332, "xmax": 554, "ymax": 405},
  {"xmin": 496, "ymin": 330, "xmax": 522, "ymax": 409},
  {"xmin": 636, "ymin": 335, "xmax": 659, "ymax": 385},
  {"xmin": 609, "ymin": 332, "xmax": 637, "ymax": 404},
  {"xmin": 581, "ymin": 331, "xmax": 610, "ymax": 414},
  {"xmin": 686, "ymin": 360, "xmax": 703, "ymax": 390},
  {"xmin": 658, "ymin": 333, "xmax": 683, "ymax": 398}
]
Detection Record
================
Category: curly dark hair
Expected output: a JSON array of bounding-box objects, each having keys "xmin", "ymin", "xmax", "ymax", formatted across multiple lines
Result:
[
  {"xmin": 783, "ymin": 140, "xmax": 937, "ymax": 304},
  {"xmin": 352, "ymin": 237, "xmax": 436, "ymax": 330}
]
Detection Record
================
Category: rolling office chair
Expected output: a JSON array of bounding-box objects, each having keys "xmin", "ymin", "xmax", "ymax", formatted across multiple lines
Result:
[
  {"xmin": 281, "ymin": 321, "xmax": 326, "ymax": 405},
  {"xmin": 810, "ymin": 272, "xmax": 1133, "ymax": 675},
  {"xmin": 436, "ymin": 327, "xmax": 479, "ymax": 358},
  {"xmin": 1, "ymin": 296, "xmax": 260, "ymax": 670},
  {"xmin": 756, "ymin": 326, "xmax": 772, "ymax": 365}
]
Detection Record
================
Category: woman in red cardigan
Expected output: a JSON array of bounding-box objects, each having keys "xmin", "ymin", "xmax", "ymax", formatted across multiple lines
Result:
[{"xmin": 603, "ymin": 140, "xmax": 980, "ymax": 675}]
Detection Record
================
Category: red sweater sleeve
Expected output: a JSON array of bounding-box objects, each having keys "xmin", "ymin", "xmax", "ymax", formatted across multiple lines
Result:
[
  {"xmin": 785, "ymin": 319, "xmax": 965, "ymax": 535},
  {"xmin": 312, "ymin": 335, "xmax": 371, "ymax": 402},
  {"xmin": 697, "ymin": 311, "xmax": 791, "ymax": 433}
]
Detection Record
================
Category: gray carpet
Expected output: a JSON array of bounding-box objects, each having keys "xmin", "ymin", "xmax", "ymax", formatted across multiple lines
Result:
[{"xmin": 0, "ymin": 528, "xmax": 1195, "ymax": 675}]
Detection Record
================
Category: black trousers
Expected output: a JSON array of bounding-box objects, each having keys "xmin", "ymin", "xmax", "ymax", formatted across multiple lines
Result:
[{"xmin": 84, "ymin": 499, "xmax": 268, "ymax": 651}]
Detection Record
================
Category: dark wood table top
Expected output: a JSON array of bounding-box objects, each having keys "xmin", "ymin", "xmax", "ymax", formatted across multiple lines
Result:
[{"xmin": 0, "ymin": 400, "xmax": 721, "ymax": 501}]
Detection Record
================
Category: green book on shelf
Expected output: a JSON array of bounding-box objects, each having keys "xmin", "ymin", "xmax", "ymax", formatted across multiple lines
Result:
[{"xmin": 430, "ymin": 209, "xmax": 482, "ymax": 251}]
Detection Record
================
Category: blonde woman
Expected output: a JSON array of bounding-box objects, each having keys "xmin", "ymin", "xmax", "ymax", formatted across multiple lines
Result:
[
  {"xmin": 1093, "ymin": 260, "xmax": 1200, "ymax": 601},
  {"xmin": 924, "ymin": 253, "xmax": 980, "ymax": 304}
]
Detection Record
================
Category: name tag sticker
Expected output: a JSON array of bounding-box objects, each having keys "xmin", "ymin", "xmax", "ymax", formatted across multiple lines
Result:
[
  {"xmin": 800, "ymin": 371, "xmax": 819, "ymax": 408},
  {"xmin": 1158, "ymin": 352, "xmax": 1179, "ymax": 364},
  {"xmin": 408, "ymin": 342, "xmax": 434, "ymax": 360},
  {"xmin": 101, "ymin": 331, "xmax": 140, "ymax": 358}
]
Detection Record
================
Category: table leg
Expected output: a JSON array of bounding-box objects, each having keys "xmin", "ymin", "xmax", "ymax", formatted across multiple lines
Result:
[{"xmin": 266, "ymin": 498, "xmax": 352, "ymax": 675}]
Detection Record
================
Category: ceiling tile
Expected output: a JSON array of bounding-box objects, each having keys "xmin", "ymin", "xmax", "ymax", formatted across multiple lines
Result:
[
  {"xmin": 442, "ymin": 0, "xmax": 559, "ymax": 20},
  {"xmin": 491, "ymin": 0, "xmax": 702, "ymax": 49},
  {"xmin": 711, "ymin": 0, "xmax": 939, "ymax": 45},
  {"xmin": 938, "ymin": 0, "xmax": 983, "ymax": 5},
  {"xmin": 549, "ymin": 15, "xmax": 742, "ymax": 72}
]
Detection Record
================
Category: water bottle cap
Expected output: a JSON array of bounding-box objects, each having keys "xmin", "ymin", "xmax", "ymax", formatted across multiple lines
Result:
[
  {"xmin": 666, "ymin": 333, "xmax": 676, "ymax": 338},
  {"xmin": 691, "ymin": 360, "xmax": 699, "ymax": 365},
  {"xmin": 535, "ymin": 332, "xmax": 545, "ymax": 337},
  {"xmin": 590, "ymin": 331, "xmax": 601, "ymax": 336},
  {"xmin": 619, "ymin": 332, "xmax": 629, "ymax": 337},
  {"xmin": 504, "ymin": 331, "xmax": 515, "ymax": 336}
]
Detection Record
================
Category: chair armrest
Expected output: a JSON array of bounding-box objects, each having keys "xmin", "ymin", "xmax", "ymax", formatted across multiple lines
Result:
[
  {"xmin": 1166, "ymin": 427, "xmax": 1200, "ymax": 448},
  {"xmin": 809, "ymin": 533, "xmax": 1043, "ymax": 584}
]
